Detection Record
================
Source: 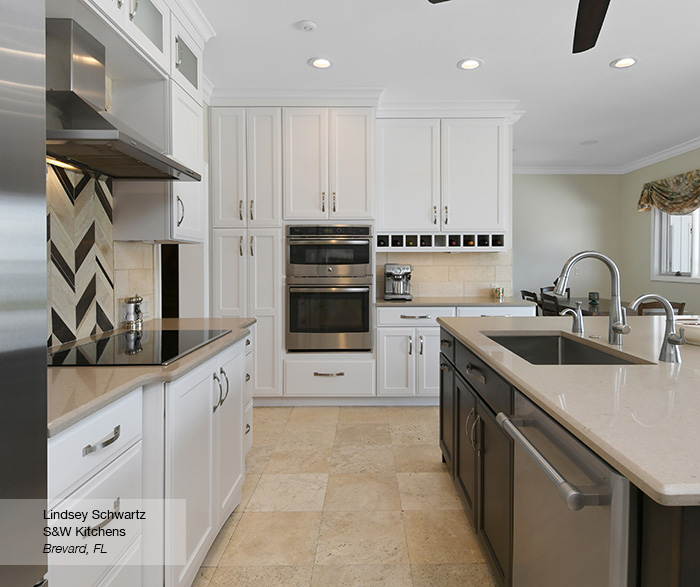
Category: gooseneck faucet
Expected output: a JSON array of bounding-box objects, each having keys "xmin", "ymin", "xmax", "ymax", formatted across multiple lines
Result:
[
  {"xmin": 553, "ymin": 251, "xmax": 630, "ymax": 345},
  {"xmin": 628, "ymin": 294, "xmax": 686, "ymax": 363}
]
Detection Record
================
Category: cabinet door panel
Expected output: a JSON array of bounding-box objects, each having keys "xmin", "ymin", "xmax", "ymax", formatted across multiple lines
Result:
[
  {"xmin": 211, "ymin": 108, "xmax": 246, "ymax": 228},
  {"xmin": 123, "ymin": 0, "xmax": 170, "ymax": 72},
  {"xmin": 283, "ymin": 108, "xmax": 328, "ymax": 219},
  {"xmin": 442, "ymin": 119, "xmax": 505, "ymax": 232},
  {"xmin": 377, "ymin": 328, "xmax": 416, "ymax": 396},
  {"xmin": 211, "ymin": 229, "xmax": 246, "ymax": 317},
  {"xmin": 330, "ymin": 108, "xmax": 373, "ymax": 218},
  {"xmin": 455, "ymin": 373, "xmax": 477, "ymax": 524},
  {"xmin": 439, "ymin": 357, "xmax": 455, "ymax": 475},
  {"xmin": 377, "ymin": 119, "xmax": 440, "ymax": 231},
  {"xmin": 416, "ymin": 327, "xmax": 440, "ymax": 396},
  {"xmin": 247, "ymin": 108, "xmax": 282, "ymax": 227}
]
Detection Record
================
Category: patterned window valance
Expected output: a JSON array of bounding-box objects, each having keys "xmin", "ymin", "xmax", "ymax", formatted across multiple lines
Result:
[{"xmin": 637, "ymin": 169, "xmax": 700, "ymax": 215}]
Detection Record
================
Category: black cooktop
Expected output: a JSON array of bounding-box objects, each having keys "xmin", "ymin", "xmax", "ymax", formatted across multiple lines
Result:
[{"xmin": 48, "ymin": 329, "xmax": 231, "ymax": 366}]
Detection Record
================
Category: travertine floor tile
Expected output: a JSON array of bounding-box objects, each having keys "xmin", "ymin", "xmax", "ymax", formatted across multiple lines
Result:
[
  {"xmin": 411, "ymin": 563, "xmax": 496, "ymax": 586},
  {"xmin": 253, "ymin": 407, "xmax": 293, "ymax": 427},
  {"xmin": 404, "ymin": 510, "xmax": 484, "ymax": 564},
  {"xmin": 201, "ymin": 512, "xmax": 242, "ymax": 567},
  {"xmin": 387, "ymin": 406, "xmax": 438, "ymax": 424},
  {"xmin": 324, "ymin": 473, "xmax": 401, "ymax": 511},
  {"xmin": 393, "ymin": 444, "xmax": 447, "ymax": 473},
  {"xmin": 329, "ymin": 445, "xmax": 396, "ymax": 474},
  {"xmin": 245, "ymin": 444, "xmax": 275, "ymax": 475},
  {"xmin": 334, "ymin": 422, "xmax": 392, "ymax": 447},
  {"xmin": 311, "ymin": 564, "xmax": 412, "ymax": 586},
  {"xmin": 239, "ymin": 473, "xmax": 260, "ymax": 510},
  {"xmin": 315, "ymin": 510, "xmax": 409, "ymax": 566},
  {"xmin": 390, "ymin": 421, "xmax": 439, "ymax": 446},
  {"xmin": 398, "ymin": 471, "xmax": 463, "ymax": 510},
  {"xmin": 276, "ymin": 427, "xmax": 337, "ymax": 451},
  {"xmin": 251, "ymin": 424, "xmax": 285, "ymax": 446},
  {"xmin": 219, "ymin": 511, "xmax": 322, "ymax": 566},
  {"xmin": 209, "ymin": 565, "xmax": 313, "ymax": 587},
  {"xmin": 192, "ymin": 565, "xmax": 215, "ymax": 587},
  {"xmin": 338, "ymin": 406, "xmax": 388, "ymax": 424},
  {"xmin": 246, "ymin": 474, "xmax": 328, "ymax": 512},
  {"xmin": 287, "ymin": 406, "xmax": 340, "ymax": 425},
  {"xmin": 264, "ymin": 447, "xmax": 332, "ymax": 474}
]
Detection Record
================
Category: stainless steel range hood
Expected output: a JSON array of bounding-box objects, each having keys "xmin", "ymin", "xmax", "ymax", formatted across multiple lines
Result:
[{"xmin": 46, "ymin": 19, "xmax": 200, "ymax": 182}]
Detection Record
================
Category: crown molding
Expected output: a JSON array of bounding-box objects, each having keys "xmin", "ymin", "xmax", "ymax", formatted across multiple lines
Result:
[
  {"xmin": 207, "ymin": 88, "xmax": 384, "ymax": 107},
  {"xmin": 618, "ymin": 136, "xmax": 700, "ymax": 174},
  {"xmin": 169, "ymin": 0, "xmax": 216, "ymax": 46},
  {"xmin": 376, "ymin": 100, "xmax": 523, "ymax": 121},
  {"xmin": 202, "ymin": 74, "xmax": 215, "ymax": 104}
]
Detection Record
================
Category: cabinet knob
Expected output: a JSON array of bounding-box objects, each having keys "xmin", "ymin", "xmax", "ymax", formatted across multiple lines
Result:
[{"xmin": 245, "ymin": 423, "xmax": 251, "ymax": 434}]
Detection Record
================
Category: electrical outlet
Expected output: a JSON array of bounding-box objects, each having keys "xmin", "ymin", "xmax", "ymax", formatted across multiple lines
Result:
[{"xmin": 141, "ymin": 298, "xmax": 150, "ymax": 318}]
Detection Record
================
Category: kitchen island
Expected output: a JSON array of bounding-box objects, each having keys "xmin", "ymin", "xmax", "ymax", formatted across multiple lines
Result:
[{"xmin": 438, "ymin": 314, "xmax": 700, "ymax": 587}]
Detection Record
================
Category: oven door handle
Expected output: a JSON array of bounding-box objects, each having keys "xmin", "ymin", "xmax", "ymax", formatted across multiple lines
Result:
[
  {"xmin": 289, "ymin": 287, "xmax": 370, "ymax": 293},
  {"xmin": 288, "ymin": 239, "xmax": 371, "ymax": 246}
]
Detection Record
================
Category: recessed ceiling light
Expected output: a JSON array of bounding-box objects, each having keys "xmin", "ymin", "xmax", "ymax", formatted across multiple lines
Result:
[
  {"xmin": 580, "ymin": 140, "xmax": 598, "ymax": 146},
  {"xmin": 610, "ymin": 57, "xmax": 637, "ymax": 69},
  {"xmin": 308, "ymin": 57, "xmax": 332, "ymax": 69},
  {"xmin": 457, "ymin": 58, "xmax": 483, "ymax": 70},
  {"xmin": 297, "ymin": 20, "xmax": 317, "ymax": 32}
]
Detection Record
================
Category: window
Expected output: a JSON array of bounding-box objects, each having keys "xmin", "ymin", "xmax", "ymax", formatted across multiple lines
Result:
[{"xmin": 653, "ymin": 208, "xmax": 700, "ymax": 281}]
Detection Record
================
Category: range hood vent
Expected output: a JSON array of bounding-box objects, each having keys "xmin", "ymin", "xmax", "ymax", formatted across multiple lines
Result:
[{"xmin": 46, "ymin": 19, "xmax": 200, "ymax": 182}]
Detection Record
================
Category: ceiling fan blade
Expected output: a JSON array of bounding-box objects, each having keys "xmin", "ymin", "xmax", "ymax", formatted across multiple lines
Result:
[
  {"xmin": 428, "ymin": 0, "xmax": 452, "ymax": 4},
  {"xmin": 572, "ymin": 0, "xmax": 611, "ymax": 53}
]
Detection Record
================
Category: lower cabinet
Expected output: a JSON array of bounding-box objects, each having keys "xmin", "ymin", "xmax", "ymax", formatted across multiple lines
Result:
[
  {"xmin": 164, "ymin": 342, "xmax": 244, "ymax": 587},
  {"xmin": 440, "ymin": 328, "xmax": 513, "ymax": 587},
  {"xmin": 283, "ymin": 356, "xmax": 375, "ymax": 396},
  {"xmin": 377, "ymin": 327, "xmax": 440, "ymax": 396}
]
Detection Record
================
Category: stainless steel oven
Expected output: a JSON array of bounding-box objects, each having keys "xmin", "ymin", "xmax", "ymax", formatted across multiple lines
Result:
[{"xmin": 286, "ymin": 226, "xmax": 373, "ymax": 352}]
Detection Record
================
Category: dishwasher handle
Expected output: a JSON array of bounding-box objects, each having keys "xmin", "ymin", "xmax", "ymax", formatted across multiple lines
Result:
[{"xmin": 497, "ymin": 412, "xmax": 602, "ymax": 511}]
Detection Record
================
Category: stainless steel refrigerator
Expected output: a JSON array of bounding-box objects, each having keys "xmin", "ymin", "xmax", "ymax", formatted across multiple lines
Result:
[{"xmin": 0, "ymin": 0, "xmax": 48, "ymax": 585}]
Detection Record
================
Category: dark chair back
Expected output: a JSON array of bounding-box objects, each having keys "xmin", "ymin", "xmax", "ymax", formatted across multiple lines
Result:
[
  {"xmin": 520, "ymin": 290, "xmax": 539, "ymax": 316},
  {"xmin": 541, "ymin": 286, "xmax": 570, "ymax": 299},
  {"xmin": 540, "ymin": 293, "xmax": 561, "ymax": 316},
  {"xmin": 636, "ymin": 301, "xmax": 685, "ymax": 316}
]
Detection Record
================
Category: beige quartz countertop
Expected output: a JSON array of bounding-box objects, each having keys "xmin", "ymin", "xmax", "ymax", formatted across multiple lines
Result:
[
  {"xmin": 438, "ymin": 315, "xmax": 700, "ymax": 506},
  {"xmin": 48, "ymin": 317, "xmax": 256, "ymax": 438},
  {"xmin": 376, "ymin": 296, "xmax": 536, "ymax": 307}
]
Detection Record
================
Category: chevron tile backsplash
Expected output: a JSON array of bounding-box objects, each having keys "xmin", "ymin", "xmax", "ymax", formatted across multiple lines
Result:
[{"xmin": 47, "ymin": 165, "xmax": 116, "ymax": 346}]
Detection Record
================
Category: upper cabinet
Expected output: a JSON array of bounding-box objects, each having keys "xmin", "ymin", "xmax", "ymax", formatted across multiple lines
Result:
[
  {"xmin": 123, "ymin": 0, "xmax": 171, "ymax": 73},
  {"xmin": 283, "ymin": 107, "xmax": 374, "ymax": 220},
  {"xmin": 377, "ymin": 118, "xmax": 510, "ymax": 235},
  {"xmin": 210, "ymin": 107, "xmax": 283, "ymax": 228},
  {"xmin": 170, "ymin": 14, "xmax": 202, "ymax": 102}
]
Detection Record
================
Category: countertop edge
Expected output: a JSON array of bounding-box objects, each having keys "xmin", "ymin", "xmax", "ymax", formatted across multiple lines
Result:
[
  {"xmin": 47, "ymin": 318, "xmax": 255, "ymax": 437},
  {"xmin": 376, "ymin": 296, "xmax": 536, "ymax": 308}
]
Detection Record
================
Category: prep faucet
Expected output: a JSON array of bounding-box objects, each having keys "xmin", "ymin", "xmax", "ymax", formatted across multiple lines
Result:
[
  {"xmin": 552, "ymin": 251, "xmax": 630, "ymax": 345},
  {"xmin": 628, "ymin": 294, "xmax": 686, "ymax": 363}
]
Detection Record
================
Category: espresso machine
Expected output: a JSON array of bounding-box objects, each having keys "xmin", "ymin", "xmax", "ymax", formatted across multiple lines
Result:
[{"xmin": 384, "ymin": 263, "xmax": 413, "ymax": 301}]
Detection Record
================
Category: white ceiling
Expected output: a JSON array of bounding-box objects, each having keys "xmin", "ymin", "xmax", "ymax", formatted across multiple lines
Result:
[{"xmin": 195, "ymin": 0, "xmax": 700, "ymax": 173}]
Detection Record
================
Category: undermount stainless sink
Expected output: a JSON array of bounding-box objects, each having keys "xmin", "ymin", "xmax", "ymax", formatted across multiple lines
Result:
[{"xmin": 486, "ymin": 333, "xmax": 646, "ymax": 365}]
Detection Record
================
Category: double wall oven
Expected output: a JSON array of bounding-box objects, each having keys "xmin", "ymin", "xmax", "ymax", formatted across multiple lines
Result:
[{"xmin": 286, "ymin": 225, "xmax": 373, "ymax": 352}]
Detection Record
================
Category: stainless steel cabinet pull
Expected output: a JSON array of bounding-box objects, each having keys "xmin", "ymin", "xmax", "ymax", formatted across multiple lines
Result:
[
  {"xmin": 219, "ymin": 367, "xmax": 230, "ymax": 405},
  {"xmin": 465, "ymin": 363, "xmax": 486, "ymax": 385},
  {"xmin": 400, "ymin": 314, "xmax": 431, "ymax": 320},
  {"xmin": 313, "ymin": 371, "xmax": 345, "ymax": 377},
  {"xmin": 245, "ymin": 373, "xmax": 251, "ymax": 382},
  {"xmin": 213, "ymin": 373, "xmax": 223, "ymax": 412},
  {"xmin": 332, "ymin": 192, "xmax": 337, "ymax": 212},
  {"xmin": 473, "ymin": 415, "xmax": 481, "ymax": 457},
  {"xmin": 83, "ymin": 425, "xmax": 121, "ymax": 456},
  {"xmin": 290, "ymin": 286, "xmax": 370, "ymax": 294},
  {"xmin": 85, "ymin": 498, "xmax": 120, "ymax": 536},
  {"xmin": 176, "ymin": 196, "xmax": 185, "ymax": 227},
  {"xmin": 129, "ymin": 0, "xmax": 139, "ymax": 20},
  {"xmin": 117, "ymin": 0, "xmax": 123, "ymax": 7},
  {"xmin": 250, "ymin": 236, "xmax": 254, "ymax": 256},
  {"xmin": 440, "ymin": 364, "xmax": 451, "ymax": 372},
  {"xmin": 175, "ymin": 37, "xmax": 182, "ymax": 69},
  {"xmin": 419, "ymin": 335, "xmax": 424, "ymax": 355},
  {"xmin": 433, "ymin": 205, "xmax": 438, "ymax": 225},
  {"xmin": 249, "ymin": 199, "xmax": 254, "ymax": 220},
  {"xmin": 444, "ymin": 205, "xmax": 449, "ymax": 225},
  {"xmin": 440, "ymin": 339, "xmax": 452, "ymax": 348},
  {"xmin": 408, "ymin": 336, "xmax": 413, "ymax": 355},
  {"xmin": 321, "ymin": 192, "xmax": 326, "ymax": 212},
  {"xmin": 245, "ymin": 423, "xmax": 251, "ymax": 434},
  {"xmin": 245, "ymin": 338, "xmax": 251, "ymax": 346},
  {"xmin": 239, "ymin": 236, "xmax": 244, "ymax": 257},
  {"xmin": 465, "ymin": 408, "xmax": 476, "ymax": 447},
  {"xmin": 239, "ymin": 199, "xmax": 243, "ymax": 221},
  {"xmin": 497, "ymin": 413, "xmax": 601, "ymax": 511}
]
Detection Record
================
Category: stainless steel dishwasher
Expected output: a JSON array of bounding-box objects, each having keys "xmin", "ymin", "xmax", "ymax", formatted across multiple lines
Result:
[{"xmin": 497, "ymin": 391, "xmax": 632, "ymax": 587}]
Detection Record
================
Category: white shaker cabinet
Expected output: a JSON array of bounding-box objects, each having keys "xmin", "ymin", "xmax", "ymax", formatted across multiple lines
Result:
[
  {"xmin": 170, "ymin": 14, "xmax": 202, "ymax": 103},
  {"xmin": 123, "ymin": 0, "xmax": 170, "ymax": 73},
  {"xmin": 283, "ymin": 107, "xmax": 373, "ymax": 220},
  {"xmin": 211, "ymin": 228, "xmax": 283, "ymax": 398},
  {"xmin": 210, "ymin": 107, "xmax": 282, "ymax": 228}
]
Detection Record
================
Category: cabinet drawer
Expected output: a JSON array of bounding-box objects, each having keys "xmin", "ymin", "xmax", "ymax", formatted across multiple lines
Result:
[
  {"xmin": 284, "ymin": 359, "xmax": 375, "ymax": 396},
  {"xmin": 243, "ymin": 349, "xmax": 253, "ymax": 406},
  {"xmin": 49, "ymin": 388, "xmax": 142, "ymax": 501},
  {"xmin": 377, "ymin": 306, "xmax": 455, "ymax": 326},
  {"xmin": 454, "ymin": 342, "xmax": 511, "ymax": 415},
  {"xmin": 457, "ymin": 305, "xmax": 536, "ymax": 317},
  {"xmin": 439, "ymin": 329, "xmax": 455, "ymax": 365},
  {"xmin": 243, "ymin": 401, "xmax": 253, "ymax": 455},
  {"xmin": 96, "ymin": 535, "xmax": 142, "ymax": 587},
  {"xmin": 48, "ymin": 442, "xmax": 143, "ymax": 587}
]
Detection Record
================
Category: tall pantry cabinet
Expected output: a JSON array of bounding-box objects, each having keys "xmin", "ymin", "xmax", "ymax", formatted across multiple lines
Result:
[{"xmin": 210, "ymin": 107, "xmax": 283, "ymax": 397}]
